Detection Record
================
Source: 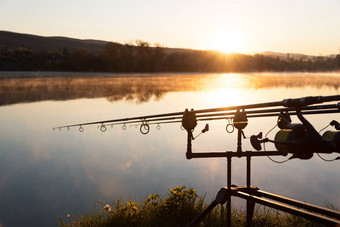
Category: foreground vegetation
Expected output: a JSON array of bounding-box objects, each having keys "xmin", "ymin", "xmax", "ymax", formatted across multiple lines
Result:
[{"xmin": 60, "ymin": 186, "xmax": 335, "ymax": 227}]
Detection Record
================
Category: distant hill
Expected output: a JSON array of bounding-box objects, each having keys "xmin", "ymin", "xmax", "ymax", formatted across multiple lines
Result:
[
  {"xmin": 260, "ymin": 51, "xmax": 336, "ymax": 61},
  {"xmin": 2, "ymin": 30, "xmax": 337, "ymax": 59},
  {"xmin": 0, "ymin": 30, "xmax": 108, "ymax": 53},
  {"xmin": 0, "ymin": 30, "xmax": 198, "ymax": 55}
]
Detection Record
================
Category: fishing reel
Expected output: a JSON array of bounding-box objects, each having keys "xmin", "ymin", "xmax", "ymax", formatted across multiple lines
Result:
[{"xmin": 251, "ymin": 110, "xmax": 340, "ymax": 159}]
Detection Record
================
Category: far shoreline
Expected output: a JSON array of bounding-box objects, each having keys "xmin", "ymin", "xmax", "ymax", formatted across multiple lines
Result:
[{"xmin": 1, "ymin": 71, "xmax": 340, "ymax": 79}]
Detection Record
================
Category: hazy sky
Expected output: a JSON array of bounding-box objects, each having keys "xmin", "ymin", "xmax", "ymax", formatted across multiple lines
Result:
[{"xmin": 1, "ymin": 0, "xmax": 340, "ymax": 55}]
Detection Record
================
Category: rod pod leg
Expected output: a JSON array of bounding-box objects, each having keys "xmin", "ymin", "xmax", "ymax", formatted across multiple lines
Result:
[
  {"xmin": 237, "ymin": 129, "xmax": 242, "ymax": 153},
  {"xmin": 246, "ymin": 200, "xmax": 256, "ymax": 227},
  {"xmin": 227, "ymin": 156, "xmax": 232, "ymax": 227},
  {"xmin": 246, "ymin": 155, "xmax": 255, "ymax": 226},
  {"xmin": 186, "ymin": 130, "xmax": 193, "ymax": 159},
  {"xmin": 188, "ymin": 187, "xmax": 231, "ymax": 227}
]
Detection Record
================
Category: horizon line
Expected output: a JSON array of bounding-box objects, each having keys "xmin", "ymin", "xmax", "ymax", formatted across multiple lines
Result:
[{"xmin": 1, "ymin": 29, "xmax": 338, "ymax": 57}]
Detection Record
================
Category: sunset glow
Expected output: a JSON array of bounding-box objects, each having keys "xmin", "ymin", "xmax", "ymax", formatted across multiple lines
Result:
[
  {"xmin": 0, "ymin": 0, "xmax": 340, "ymax": 55},
  {"xmin": 209, "ymin": 30, "xmax": 246, "ymax": 54}
]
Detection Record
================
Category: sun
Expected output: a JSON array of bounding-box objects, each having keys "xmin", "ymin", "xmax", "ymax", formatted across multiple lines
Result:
[{"xmin": 209, "ymin": 29, "xmax": 245, "ymax": 54}]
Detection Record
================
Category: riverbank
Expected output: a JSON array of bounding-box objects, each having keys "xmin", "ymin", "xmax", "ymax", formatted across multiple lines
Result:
[{"xmin": 60, "ymin": 186, "xmax": 335, "ymax": 227}]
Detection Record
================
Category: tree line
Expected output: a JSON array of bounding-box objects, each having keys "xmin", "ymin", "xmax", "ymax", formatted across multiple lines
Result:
[{"xmin": 1, "ymin": 41, "xmax": 340, "ymax": 72}]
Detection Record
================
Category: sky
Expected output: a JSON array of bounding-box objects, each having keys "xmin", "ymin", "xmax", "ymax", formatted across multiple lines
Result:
[{"xmin": 1, "ymin": 0, "xmax": 340, "ymax": 55}]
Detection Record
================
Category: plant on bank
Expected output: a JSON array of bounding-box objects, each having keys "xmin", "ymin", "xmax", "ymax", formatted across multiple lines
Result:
[
  {"xmin": 60, "ymin": 186, "xmax": 337, "ymax": 227},
  {"xmin": 60, "ymin": 186, "xmax": 208, "ymax": 227}
]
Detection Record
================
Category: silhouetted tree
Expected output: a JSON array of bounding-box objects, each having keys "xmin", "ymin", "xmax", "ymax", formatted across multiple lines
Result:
[
  {"xmin": 124, "ymin": 42, "xmax": 134, "ymax": 72},
  {"xmin": 135, "ymin": 40, "xmax": 152, "ymax": 72},
  {"xmin": 70, "ymin": 48, "xmax": 99, "ymax": 71},
  {"xmin": 0, "ymin": 41, "xmax": 339, "ymax": 72},
  {"xmin": 149, "ymin": 43, "xmax": 166, "ymax": 72},
  {"xmin": 335, "ymin": 55, "xmax": 340, "ymax": 70},
  {"xmin": 100, "ymin": 42, "xmax": 127, "ymax": 72}
]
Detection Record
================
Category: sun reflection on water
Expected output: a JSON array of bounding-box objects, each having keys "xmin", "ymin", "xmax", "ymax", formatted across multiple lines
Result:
[{"xmin": 202, "ymin": 88, "xmax": 247, "ymax": 108}]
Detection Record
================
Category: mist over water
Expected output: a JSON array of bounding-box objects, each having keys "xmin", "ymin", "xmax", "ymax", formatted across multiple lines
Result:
[
  {"xmin": 0, "ymin": 72, "xmax": 339, "ymax": 226},
  {"xmin": 1, "ymin": 72, "xmax": 340, "ymax": 105}
]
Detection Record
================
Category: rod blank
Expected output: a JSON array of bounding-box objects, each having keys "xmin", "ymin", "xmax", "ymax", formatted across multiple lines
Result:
[{"xmin": 53, "ymin": 95, "xmax": 340, "ymax": 130}]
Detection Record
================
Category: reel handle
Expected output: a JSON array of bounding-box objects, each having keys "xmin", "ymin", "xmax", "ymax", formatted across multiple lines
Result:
[{"xmin": 250, "ymin": 133, "xmax": 269, "ymax": 151}]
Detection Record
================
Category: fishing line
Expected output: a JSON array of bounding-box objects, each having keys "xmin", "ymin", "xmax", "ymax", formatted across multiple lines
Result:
[{"xmin": 318, "ymin": 123, "xmax": 330, "ymax": 133}]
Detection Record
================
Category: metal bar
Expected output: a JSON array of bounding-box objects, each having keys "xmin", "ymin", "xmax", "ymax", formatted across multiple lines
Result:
[
  {"xmin": 188, "ymin": 151, "xmax": 287, "ymax": 159},
  {"xmin": 186, "ymin": 131, "xmax": 193, "ymax": 159},
  {"xmin": 233, "ymin": 190, "xmax": 340, "ymax": 226},
  {"xmin": 247, "ymin": 156, "xmax": 251, "ymax": 188},
  {"xmin": 227, "ymin": 156, "xmax": 232, "ymax": 227},
  {"xmin": 246, "ymin": 155, "xmax": 253, "ymax": 227},
  {"xmin": 237, "ymin": 129, "xmax": 242, "ymax": 152},
  {"xmin": 246, "ymin": 200, "xmax": 255, "ymax": 227},
  {"xmin": 249, "ymin": 190, "xmax": 340, "ymax": 219}
]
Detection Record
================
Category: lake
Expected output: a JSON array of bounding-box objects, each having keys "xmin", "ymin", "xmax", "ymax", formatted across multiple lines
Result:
[{"xmin": 0, "ymin": 72, "xmax": 340, "ymax": 226}]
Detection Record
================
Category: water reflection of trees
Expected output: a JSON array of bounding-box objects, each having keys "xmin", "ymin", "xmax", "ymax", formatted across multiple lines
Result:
[{"xmin": 1, "ymin": 73, "xmax": 340, "ymax": 106}]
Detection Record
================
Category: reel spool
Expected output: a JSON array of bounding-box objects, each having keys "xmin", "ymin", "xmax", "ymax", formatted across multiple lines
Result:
[
  {"xmin": 272, "ymin": 112, "xmax": 299, "ymax": 154},
  {"xmin": 273, "ymin": 129, "xmax": 313, "ymax": 159},
  {"xmin": 274, "ymin": 128, "xmax": 305, "ymax": 155}
]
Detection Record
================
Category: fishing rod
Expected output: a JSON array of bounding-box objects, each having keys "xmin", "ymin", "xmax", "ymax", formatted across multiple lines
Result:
[
  {"xmin": 118, "ymin": 104, "xmax": 338, "ymax": 128},
  {"xmin": 53, "ymin": 95, "xmax": 340, "ymax": 131},
  {"xmin": 119, "ymin": 107, "xmax": 339, "ymax": 135},
  {"xmin": 53, "ymin": 105, "xmax": 339, "ymax": 134},
  {"xmin": 54, "ymin": 95, "xmax": 340, "ymax": 159}
]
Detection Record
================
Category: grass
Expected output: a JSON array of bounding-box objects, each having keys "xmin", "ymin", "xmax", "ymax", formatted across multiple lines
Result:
[{"xmin": 60, "ymin": 186, "xmax": 337, "ymax": 227}]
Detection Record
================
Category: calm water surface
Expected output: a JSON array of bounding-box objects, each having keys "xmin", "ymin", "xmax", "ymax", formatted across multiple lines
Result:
[{"xmin": 0, "ymin": 72, "xmax": 340, "ymax": 226}]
